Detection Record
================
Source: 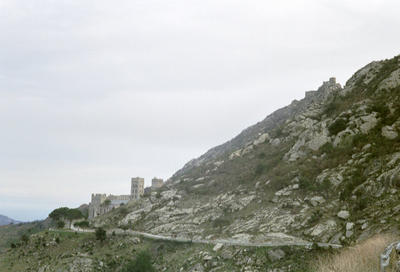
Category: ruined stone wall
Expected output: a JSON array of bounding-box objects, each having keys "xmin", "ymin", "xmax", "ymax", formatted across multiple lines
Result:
[{"xmin": 88, "ymin": 177, "xmax": 146, "ymax": 219}]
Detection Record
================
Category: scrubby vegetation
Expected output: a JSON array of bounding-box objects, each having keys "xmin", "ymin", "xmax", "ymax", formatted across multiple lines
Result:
[
  {"xmin": 313, "ymin": 234, "xmax": 396, "ymax": 272},
  {"xmin": 122, "ymin": 251, "xmax": 155, "ymax": 272}
]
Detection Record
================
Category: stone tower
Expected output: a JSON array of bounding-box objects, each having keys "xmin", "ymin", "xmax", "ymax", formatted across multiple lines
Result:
[
  {"xmin": 131, "ymin": 177, "xmax": 145, "ymax": 199},
  {"xmin": 151, "ymin": 177, "xmax": 164, "ymax": 189},
  {"xmin": 88, "ymin": 194, "xmax": 107, "ymax": 219}
]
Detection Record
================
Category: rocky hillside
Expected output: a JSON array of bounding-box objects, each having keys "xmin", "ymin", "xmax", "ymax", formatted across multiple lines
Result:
[
  {"xmin": 95, "ymin": 54, "xmax": 400, "ymax": 248},
  {"xmin": 2, "ymin": 54, "xmax": 400, "ymax": 272},
  {"xmin": 0, "ymin": 215, "xmax": 20, "ymax": 226}
]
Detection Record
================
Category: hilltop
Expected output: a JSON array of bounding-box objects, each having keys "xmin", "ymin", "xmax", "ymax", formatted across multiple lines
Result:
[{"xmin": 0, "ymin": 215, "xmax": 20, "ymax": 226}]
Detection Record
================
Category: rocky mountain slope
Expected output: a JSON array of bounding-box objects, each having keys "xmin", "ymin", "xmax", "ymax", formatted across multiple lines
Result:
[
  {"xmin": 0, "ymin": 215, "xmax": 19, "ymax": 226},
  {"xmin": 95, "ymin": 54, "xmax": 400, "ymax": 249},
  {"xmin": 2, "ymin": 54, "xmax": 400, "ymax": 272}
]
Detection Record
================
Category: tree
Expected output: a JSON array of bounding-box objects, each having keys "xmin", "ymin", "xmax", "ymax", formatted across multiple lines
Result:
[
  {"xmin": 95, "ymin": 227, "xmax": 106, "ymax": 242},
  {"xmin": 49, "ymin": 207, "xmax": 84, "ymax": 221}
]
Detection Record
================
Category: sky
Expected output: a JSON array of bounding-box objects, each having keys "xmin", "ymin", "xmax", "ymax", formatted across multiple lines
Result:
[{"xmin": 0, "ymin": 0, "xmax": 400, "ymax": 221}]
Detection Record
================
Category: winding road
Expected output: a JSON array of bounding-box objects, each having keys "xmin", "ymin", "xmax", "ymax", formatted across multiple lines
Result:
[{"xmin": 66, "ymin": 224, "xmax": 342, "ymax": 249}]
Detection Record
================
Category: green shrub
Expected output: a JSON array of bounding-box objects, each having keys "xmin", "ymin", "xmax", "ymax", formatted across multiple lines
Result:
[
  {"xmin": 328, "ymin": 118, "xmax": 347, "ymax": 135},
  {"xmin": 95, "ymin": 227, "xmax": 106, "ymax": 242},
  {"xmin": 319, "ymin": 142, "xmax": 334, "ymax": 154},
  {"xmin": 74, "ymin": 220, "xmax": 90, "ymax": 228},
  {"xmin": 309, "ymin": 209, "xmax": 322, "ymax": 224},
  {"xmin": 258, "ymin": 152, "xmax": 266, "ymax": 159},
  {"xmin": 255, "ymin": 163, "xmax": 266, "ymax": 176},
  {"xmin": 370, "ymin": 103, "xmax": 390, "ymax": 118},
  {"xmin": 119, "ymin": 207, "xmax": 129, "ymax": 216},
  {"xmin": 122, "ymin": 251, "xmax": 155, "ymax": 272},
  {"xmin": 212, "ymin": 217, "xmax": 231, "ymax": 228},
  {"xmin": 56, "ymin": 220, "xmax": 65, "ymax": 229},
  {"xmin": 340, "ymin": 168, "xmax": 365, "ymax": 200},
  {"xmin": 21, "ymin": 234, "xmax": 29, "ymax": 244},
  {"xmin": 354, "ymin": 197, "xmax": 368, "ymax": 211}
]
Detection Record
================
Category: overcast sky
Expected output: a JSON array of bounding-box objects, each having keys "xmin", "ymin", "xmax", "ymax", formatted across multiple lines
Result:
[{"xmin": 1, "ymin": 0, "xmax": 399, "ymax": 221}]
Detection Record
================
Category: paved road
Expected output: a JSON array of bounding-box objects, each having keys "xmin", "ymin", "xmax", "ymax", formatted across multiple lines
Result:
[{"xmin": 67, "ymin": 225, "xmax": 341, "ymax": 249}]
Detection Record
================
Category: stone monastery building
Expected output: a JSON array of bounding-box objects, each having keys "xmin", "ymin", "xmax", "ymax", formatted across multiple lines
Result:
[{"xmin": 88, "ymin": 177, "xmax": 163, "ymax": 219}]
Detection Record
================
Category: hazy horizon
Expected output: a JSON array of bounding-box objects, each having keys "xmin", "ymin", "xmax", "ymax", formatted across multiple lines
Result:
[{"xmin": 1, "ymin": 0, "xmax": 400, "ymax": 222}]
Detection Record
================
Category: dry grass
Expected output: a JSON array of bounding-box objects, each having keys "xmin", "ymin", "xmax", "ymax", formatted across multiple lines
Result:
[{"xmin": 313, "ymin": 234, "xmax": 397, "ymax": 272}]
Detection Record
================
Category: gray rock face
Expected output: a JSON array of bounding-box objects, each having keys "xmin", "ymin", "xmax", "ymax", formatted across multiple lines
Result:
[
  {"xmin": 307, "ymin": 220, "xmax": 337, "ymax": 242},
  {"xmin": 337, "ymin": 211, "xmax": 350, "ymax": 220},
  {"xmin": 253, "ymin": 133, "xmax": 270, "ymax": 146},
  {"xmin": 359, "ymin": 113, "xmax": 378, "ymax": 134},
  {"xmin": 378, "ymin": 68, "xmax": 400, "ymax": 91},
  {"xmin": 382, "ymin": 125, "xmax": 398, "ymax": 140}
]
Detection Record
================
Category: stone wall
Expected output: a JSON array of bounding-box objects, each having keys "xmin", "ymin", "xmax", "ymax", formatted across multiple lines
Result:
[{"xmin": 88, "ymin": 194, "xmax": 131, "ymax": 219}]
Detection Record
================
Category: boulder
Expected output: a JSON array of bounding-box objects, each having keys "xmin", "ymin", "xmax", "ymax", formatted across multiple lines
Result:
[
  {"xmin": 267, "ymin": 249, "xmax": 286, "ymax": 261},
  {"xmin": 189, "ymin": 263, "xmax": 205, "ymax": 272},
  {"xmin": 360, "ymin": 113, "xmax": 378, "ymax": 133},
  {"xmin": 213, "ymin": 243, "xmax": 223, "ymax": 252},
  {"xmin": 308, "ymin": 134, "xmax": 331, "ymax": 151},
  {"xmin": 309, "ymin": 220, "xmax": 337, "ymax": 239},
  {"xmin": 382, "ymin": 125, "xmax": 398, "ymax": 140},
  {"xmin": 346, "ymin": 222, "xmax": 354, "ymax": 231},
  {"xmin": 345, "ymin": 230, "xmax": 354, "ymax": 238},
  {"xmin": 253, "ymin": 133, "xmax": 270, "ymax": 145},
  {"xmin": 310, "ymin": 196, "xmax": 326, "ymax": 207},
  {"xmin": 337, "ymin": 210, "xmax": 350, "ymax": 220}
]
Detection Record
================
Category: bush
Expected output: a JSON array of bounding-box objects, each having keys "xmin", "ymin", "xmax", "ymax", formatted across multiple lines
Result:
[
  {"xmin": 328, "ymin": 118, "xmax": 347, "ymax": 135},
  {"xmin": 56, "ymin": 220, "xmax": 65, "ymax": 229},
  {"xmin": 95, "ymin": 227, "xmax": 107, "ymax": 242},
  {"xmin": 74, "ymin": 220, "xmax": 90, "ymax": 228},
  {"xmin": 354, "ymin": 197, "xmax": 368, "ymax": 211},
  {"xmin": 212, "ymin": 217, "xmax": 231, "ymax": 228},
  {"xmin": 319, "ymin": 142, "xmax": 334, "ymax": 154},
  {"xmin": 340, "ymin": 168, "xmax": 365, "ymax": 200},
  {"xmin": 119, "ymin": 207, "xmax": 129, "ymax": 216},
  {"xmin": 122, "ymin": 251, "xmax": 155, "ymax": 272},
  {"xmin": 255, "ymin": 163, "xmax": 266, "ymax": 176},
  {"xmin": 309, "ymin": 209, "xmax": 322, "ymax": 224},
  {"xmin": 21, "ymin": 234, "xmax": 29, "ymax": 244},
  {"xmin": 370, "ymin": 103, "xmax": 390, "ymax": 118}
]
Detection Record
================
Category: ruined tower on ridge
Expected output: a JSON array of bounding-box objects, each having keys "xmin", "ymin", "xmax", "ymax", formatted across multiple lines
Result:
[
  {"xmin": 131, "ymin": 177, "xmax": 145, "ymax": 199},
  {"xmin": 151, "ymin": 177, "xmax": 164, "ymax": 189}
]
